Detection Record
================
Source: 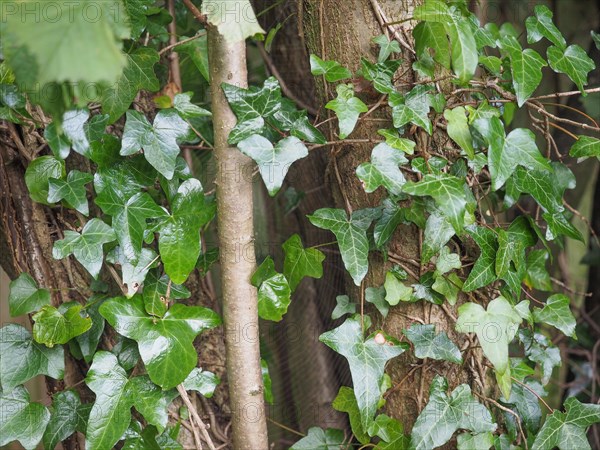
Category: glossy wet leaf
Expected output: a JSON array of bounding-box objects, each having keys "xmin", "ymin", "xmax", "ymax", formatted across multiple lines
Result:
[
  {"xmin": 374, "ymin": 199, "xmax": 405, "ymax": 248},
  {"xmin": 129, "ymin": 375, "xmax": 178, "ymax": 432},
  {"xmin": 42, "ymin": 390, "xmax": 81, "ymax": 450},
  {"xmin": 99, "ymin": 295, "xmax": 221, "ymax": 388},
  {"xmin": 158, "ymin": 179, "xmax": 216, "ymax": 284},
  {"xmin": 320, "ymin": 315, "xmax": 407, "ymax": 430},
  {"xmin": 282, "ymin": 234, "xmax": 325, "ymax": 291},
  {"xmin": 309, "ymin": 54, "xmax": 352, "ymax": 82},
  {"xmin": 52, "ymin": 218, "xmax": 117, "ymax": 279},
  {"xmin": 251, "ymin": 257, "xmax": 292, "ymax": 322},
  {"xmin": 121, "ymin": 109, "xmax": 190, "ymax": 180},
  {"xmin": 570, "ymin": 136, "xmax": 600, "ymax": 159},
  {"xmin": 377, "ymin": 129, "xmax": 416, "ymax": 155},
  {"xmin": 101, "ymin": 48, "xmax": 160, "ymax": 123},
  {"xmin": 0, "ymin": 324, "xmax": 64, "ymax": 391},
  {"xmin": 391, "ymin": 85, "xmax": 433, "ymax": 134},
  {"xmin": 290, "ymin": 427, "xmax": 345, "ymax": 449},
  {"xmin": 0, "ymin": 385, "xmax": 50, "ymax": 450},
  {"xmin": 25, "ymin": 156, "xmax": 65, "ymax": 205},
  {"xmin": 356, "ymin": 143, "xmax": 408, "ymax": 195},
  {"xmin": 410, "ymin": 376, "xmax": 496, "ymax": 450},
  {"xmin": 325, "ymin": 84, "xmax": 368, "ymax": 139},
  {"xmin": 143, "ymin": 270, "xmax": 191, "ymax": 318},
  {"xmin": 8, "ymin": 272, "xmax": 50, "ymax": 317},
  {"xmin": 404, "ymin": 324, "xmax": 462, "ymax": 363},
  {"xmin": 237, "ymin": 135, "xmax": 308, "ymax": 196},
  {"xmin": 533, "ymin": 294, "xmax": 576, "ymax": 338},
  {"xmin": 413, "ymin": 21, "xmax": 451, "ymax": 69},
  {"xmin": 183, "ymin": 368, "xmax": 220, "ymax": 398},
  {"xmin": 108, "ymin": 247, "xmax": 157, "ymax": 297},
  {"xmin": 548, "ymin": 45, "xmax": 596, "ymax": 94},
  {"xmin": 75, "ymin": 295, "xmax": 106, "ymax": 364},
  {"xmin": 32, "ymin": 302, "xmax": 92, "ymax": 347},
  {"xmin": 47, "ymin": 170, "xmax": 93, "ymax": 215}
]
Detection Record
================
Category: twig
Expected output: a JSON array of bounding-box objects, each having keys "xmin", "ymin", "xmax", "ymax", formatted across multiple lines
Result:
[
  {"xmin": 368, "ymin": 0, "xmax": 416, "ymax": 55},
  {"xmin": 511, "ymin": 377, "xmax": 554, "ymax": 413},
  {"xmin": 182, "ymin": 0, "xmax": 207, "ymax": 24},
  {"xmin": 177, "ymin": 384, "xmax": 217, "ymax": 450},
  {"xmin": 159, "ymin": 33, "xmax": 206, "ymax": 56},
  {"xmin": 530, "ymin": 86, "xmax": 600, "ymax": 101},
  {"xmin": 308, "ymin": 138, "xmax": 384, "ymax": 151}
]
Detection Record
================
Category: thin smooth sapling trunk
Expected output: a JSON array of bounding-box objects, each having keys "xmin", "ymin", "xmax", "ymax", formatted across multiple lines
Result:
[{"xmin": 207, "ymin": 26, "xmax": 269, "ymax": 450}]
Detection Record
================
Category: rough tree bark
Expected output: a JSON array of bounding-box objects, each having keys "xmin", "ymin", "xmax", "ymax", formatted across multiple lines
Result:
[{"xmin": 207, "ymin": 27, "xmax": 269, "ymax": 450}]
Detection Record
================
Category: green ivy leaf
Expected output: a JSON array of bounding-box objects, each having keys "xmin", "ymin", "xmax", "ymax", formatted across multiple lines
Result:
[
  {"xmin": 533, "ymin": 294, "xmax": 577, "ymax": 338},
  {"xmin": 173, "ymin": 92, "xmax": 211, "ymax": 119},
  {"xmin": 463, "ymin": 225, "xmax": 498, "ymax": 292},
  {"xmin": 384, "ymin": 272, "xmax": 413, "ymax": 306},
  {"xmin": 121, "ymin": 109, "xmax": 190, "ymax": 180},
  {"xmin": 129, "ymin": 375, "xmax": 178, "ymax": 433},
  {"xmin": 366, "ymin": 286, "xmax": 389, "ymax": 317},
  {"xmin": 85, "ymin": 351, "xmax": 133, "ymax": 450},
  {"xmin": 271, "ymin": 99, "xmax": 326, "ymax": 144},
  {"xmin": 99, "ymin": 295, "xmax": 221, "ymax": 388},
  {"xmin": 410, "ymin": 376, "xmax": 496, "ymax": 450},
  {"xmin": 52, "ymin": 218, "xmax": 117, "ymax": 279},
  {"xmin": 374, "ymin": 199, "xmax": 405, "ymax": 248},
  {"xmin": 526, "ymin": 5, "xmax": 566, "ymax": 49},
  {"xmin": 3, "ymin": 0, "xmax": 129, "ymax": 85},
  {"xmin": 403, "ymin": 174, "xmax": 468, "ymax": 233},
  {"xmin": 413, "ymin": 21, "xmax": 451, "ymax": 69},
  {"xmin": 47, "ymin": 170, "xmax": 93, "ymax": 215},
  {"xmin": 101, "ymin": 48, "xmax": 160, "ymax": 123},
  {"xmin": 25, "ymin": 156, "xmax": 65, "ymax": 205},
  {"xmin": 143, "ymin": 270, "xmax": 191, "ymax": 318},
  {"xmin": 201, "ymin": 0, "xmax": 264, "ymax": 43},
  {"xmin": 251, "ymin": 257, "xmax": 292, "ymax": 322},
  {"xmin": 309, "ymin": 55, "xmax": 352, "ymax": 82},
  {"xmin": 457, "ymin": 432, "xmax": 494, "ymax": 450},
  {"xmin": 290, "ymin": 427, "xmax": 345, "ymax": 449},
  {"xmin": 332, "ymin": 295, "xmax": 356, "ymax": 320},
  {"xmin": 282, "ymin": 234, "xmax": 325, "ymax": 291},
  {"xmin": 332, "ymin": 386, "xmax": 369, "ymax": 444},
  {"xmin": 44, "ymin": 122, "xmax": 71, "ymax": 159},
  {"xmin": 325, "ymin": 84, "xmax": 368, "ymax": 139},
  {"xmin": 436, "ymin": 246, "xmax": 462, "ymax": 274},
  {"xmin": 548, "ymin": 45, "xmax": 596, "ymax": 94},
  {"xmin": 42, "ymin": 390, "xmax": 81, "ymax": 450},
  {"xmin": 369, "ymin": 414, "xmax": 409, "ymax": 449},
  {"xmin": 0, "ymin": 324, "xmax": 64, "ymax": 391},
  {"xmin": 570, "ymin": 136, "xmax": 600, "ymax": 159},
  {"xmin": 357, "ymin": 143, "xmax": 408, "ymax": 195},
  {"xmin": 178, "ymin": 34, "xmax": 210, "ymax": 82},
  {"xmin": 183, "ymin": 368, "xmax": 220, "ymax": 399},
  {"xmin": 112, "ymin": 192, "xmax": 168, "ymax": 264},
  {"xmin": 8, "ymin": 273, "xmax": 50, "ymax": 317},
  {"xmin": 222, "ymin": 77, "xmax": 281, "ymax": 143},
  {"xmin": 237, "ymin": 135, "xmax": 308, "ymax": 196},
  {"xmin": 32, "ymin": 302, "xmax": 92, "ymax": 347},
  {"xmin": 107, "ymin": 247, "xmax": 157, "ymax": 297},
  {"xmin": 498, "ymin": 36, "xmax": 547, "ymax": 106},
  {"xmin": 377, "ymin": 129, "xmax": 416, "ymax": 155},
  {"xmin": 505, "ymin": 378, "xmax": 545, "ymax": 433},
  {"xmin": 308, "ymin": 208, "xmax": 375, "ymax": 285},
  {"xmin": 0, "ymin": 385, "xmax": 50, "ymax": 450},
  {"xmin": 432, "ymin": 273, "xmax": 462, "ymax": 305},
  {"xmin": 403, "ymin": 324, "xmax": 462, "ymax": 363},
  {"xmin": 74, "ymin": 295, "xmax": 106, "ymax": 364},
  {"xmin": 593, "ymin": 31, "xmax": 600, "ymax": 50},
  {"xmin": 391, "ymin": 85, "xmax": 433, "ymax": 134},
  {"xmin": 320, "ymin": 315, "xmax": 407, "ymax": 430},
  {"xmin": 422, "ymin": 211, "xmax": 456, "ymax": 264},
  {"xmin": 261, "ymin": 359, "xmax": 274, "ymax": 404},
  {"xmin": 456, "ymin": 296, "xmax": 522, "ymax": 398},
  {"xmin": 158, "ymin": 179, "xmax": 215, "ymax": 284},
  {"xmin": 532, "ymin": 397, "xmax": 600, "ymax": 450},
  {"xmin": 445, "ymin": 107, "xmax": 475, "ymax": 159},
  {"xmin": 360, "ymin": 58, "xmax": 402, "ymax": 94},
  {"xmin": 519, "ymin": 329, "xmax": 561, "ymax": 385}
]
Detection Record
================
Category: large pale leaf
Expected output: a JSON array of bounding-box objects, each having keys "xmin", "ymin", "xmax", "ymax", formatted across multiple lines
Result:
[
  {"xmin": 0, "ymin": 386, "xmax": 50, "ymax": 450},
  {"xmin": 201, "ymin": 0, "xmax": 265, "ymax": 43}
]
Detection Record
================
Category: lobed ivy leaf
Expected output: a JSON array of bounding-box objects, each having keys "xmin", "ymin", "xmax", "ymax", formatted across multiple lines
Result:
[
  {"xmin": 422, "ymin": 211, "xmax": 456, "ymax": 264},
  {"xmin": 570, "ymin": 136, "xmax": 600, "ymax": 160},
  {"xmin": 271, "ymin": 99, "xmax": 326, "ymax": 144},
  {"xmin": 519, "ymin": 329, "xmax": 561, "ymax": 385},
  {"xmin": 360, "ymin": 58, "xmax": 402, "ymax": 94},
  {"xmin": 391, "ymin": 85, "xmax": 433, "ymax": 134},
  {"xmin": 384, "ymin": 272, "xmax": 413, "ymax": 306},
  {"xmin": 74, "ymin": 295, "xmax": 106, "ymax": 364},
  {"xmin": 129, "ymin": 375, "xmax": 178, "ymax": 433},
  {"xmin": 42, "ymin": 390, "xmax": 81, "ymax": 450},
  {"xmin": 44, "ymin": 122, "xmax": 71, "ymax": 159},
  {"xmin": 124, "ymin": 0, "xmax": 155, "ymax": 40},
  {"xmin": 457, "ymin": 296, "xmax": 522, "ymax": 398},
  {"xmin": 237, "ymin": 135, "xmax": 308, "ymax": 196},
  {"xmin": 101, "ymin": 48, "xmax": 160, "ymax": 123},
  {"xmin": 0, "ymin": 324, "xmax": 64, "ymax": 391},
  {"xmin": 326, "ymin": 84, "xmax": 368, "ymax": 139},
  {"xmin": 290, "ymin": 427, "xmax": 345, "ymax": 449},
  {"xmin": 32, "ymin": 302, "xmax": 92, "ymax": 347},
  {"xmin": 52, "ymin": 218, "xmax": 117, "ymax": 279},
  {"xmin": 403, "ymin": 174, "xmax": 468, "ymax": 233},
  {"xmin": 332, "ymin": 386, "xmax": 369, "ymax": 444},
  {"xmin": 462, "ymin": 226, "xmax": 498, "ymax": 292},
  {"xmin": 183, "ymin": 368, "xmax": 220, "ymax": 399},
  {"xmin": 369, "ymin": 414, "xmax": 410, "ymax": 449},
  {"xmin": 47, "ymin": 170, "xmax": 93, "ymax": 216},
  {"xmin": 201, "ymin": 0, "xmax": 265, "ymax": 43},
  {"xmin": 548, "ymin": 45, "xmax": 596, "ymax": 94},
  {"xmin": 377, "ymin": 129, "xmax": 416, "ymax": 155},
  {"xmin": 0, "ymin": 385, "xmax": 50, "ymax": 450},
  {"xmin": 436, "ymin": 246, "xmax": 461, "ymax": 274},
  {"xmin": 143, "ymin": 269, "xmax": 191, "ymax": 318},
  {"xmin": 108, "ymin": 247, "xmax": 158, "ymax": 297},
  {"xmin": 445, "ymin": 107, "xmax": 475, "ymax": 159},
  {"xmin": 8, "ymin": 272, "xmax": 50, "ymax": 317},
  {"xmin": 403, "ymin": 324, "xmax": 462, "ymax": 364},
  {"xmin": 308, "ymin": 208, "xmax": 375, "ymax": 285},
  {"xmin": 282, "ymin": 234, "xmax": 325, "ymax": 291},
  {"xmin": 498, "ymin": 36, "xmax": 547, "ymax": 106},
  {"xmin": 374, "ymin": 199, "xmax": 406, "ymax": 248},
  {"xmin": 320, "ymin": 315, "xmax": 407, "ymax": 430},
  {"xmin": 432, "ymin": 272, "xmax": 462, "ymax": 305},
  {"xmin": 178, "ymin": 33, "xmax": 210, "ymax": 82},
  {"xmin": 173, "ymin": 92, "xmax": 211, "ymax": 119},
  {"xmin": 357, "ymin": 143, "xmax": 408, "ymax": 195},
  {"xmin": 100, "ymin": 295, "xmax": 221, "ymax": 388},
  {"xmin": 158, "ymin": 179, "xmax": 216, "ymax": 284},
  {"xmin": 332, "ymin": 295, "xmax": 356, "ymax": 320},
  {"xmin": 457, "ymin": 432, "xmax": 494, "ymax": 450},
  {"xmin": 532, "ymin": 397, "xmax": 600, "ymax": 450},
  {"xmin": 410, "ymin": 376, "xmax": 496, "ymax": 450},
  {"xmin": 261, "ymin": 359, "xmax": 274, "ymax": 404},
  {"xmin": 25, "ymin": 155, "xmax": 65, "ymax": 205},
  {"xmin": 504, "ymin": 378, "xmax": 545, "ymax": 433},
  {"xmin": 413, "ymin": 21, "xmax": 451, "ymax": 69},
  {"xmin": 533, "ymin": 294, "xmax": 577, "ymax": 338},
  {"xmin": 121, "ymin": 109, "xmax": 190, "ymax": 180},
  {"xmin": 526, "ymin": 5, "xmax": 567, "ymax": 49},
  {"xmin": 366, "ymin": 286, "xmax": 389, "ymax": 317},
  {"xmin": 309, "ymin": 54, "xmax": 352, "ymax": 82},
  {"xmin": 251, "ymin": 257, "xmax": 292, "ymax": 322}
]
